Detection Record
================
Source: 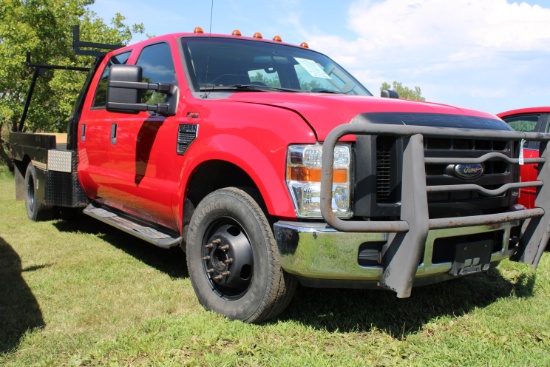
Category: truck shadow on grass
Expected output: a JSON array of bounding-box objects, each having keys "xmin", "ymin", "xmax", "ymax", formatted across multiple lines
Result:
[
  {"xmin": 53, "ymin": 216, "xmax": 536, "ymax": 335},
  {"xmin": 281, "ymin": 269, "xmax": 536, "ymax": 336},
  {"xmin": 0, "ymin": 237, "xmax": 46, "ymax": 354},
  {"xmin": 54, "ymin": 215, "xmax": 187, "ymax": 279}
]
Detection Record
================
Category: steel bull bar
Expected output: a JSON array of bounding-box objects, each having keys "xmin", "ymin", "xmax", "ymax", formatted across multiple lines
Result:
[{"xmin": 320, "ymin": 120, "xmax": 550, "ymax": 298}]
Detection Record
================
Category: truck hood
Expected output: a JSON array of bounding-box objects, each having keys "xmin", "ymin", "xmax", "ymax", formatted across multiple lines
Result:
[{"xmin": 226, "ymin": 92, "xmax": 511, "ymax": 140}]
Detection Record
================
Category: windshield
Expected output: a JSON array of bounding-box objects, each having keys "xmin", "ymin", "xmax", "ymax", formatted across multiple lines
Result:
[{"xmin": 181, "ymin": 37, "xmax": 372, "ymax": 96}]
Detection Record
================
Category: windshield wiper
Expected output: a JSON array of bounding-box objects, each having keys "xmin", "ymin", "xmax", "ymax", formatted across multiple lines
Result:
[
  {"xmin": 199, "ymin": 84, "xmax": 299, "ymax": 93},
  {"xmin": 309, "ymin": 88, "xmax": 342, "ymax": 94}
]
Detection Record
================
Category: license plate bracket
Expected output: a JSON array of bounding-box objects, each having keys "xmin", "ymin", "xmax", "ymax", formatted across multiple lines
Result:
[{"xmin": 449, "ymin": 240, "xmax": 493, "ymax": 276}]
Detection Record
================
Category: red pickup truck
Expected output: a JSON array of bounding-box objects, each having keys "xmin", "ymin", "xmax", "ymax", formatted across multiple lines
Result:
[
  {"xmin": 10, "ymin": 28, "xmax": 550, "ymax": 323},
  {"xmin": 498, "ymin": 107, "xmax": 550, "ymax": 209}
]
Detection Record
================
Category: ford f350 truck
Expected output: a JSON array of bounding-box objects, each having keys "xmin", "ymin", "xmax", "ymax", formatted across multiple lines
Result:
[{"xmin": 10, "ymin": 27, "xmax": 550, "ymax": 323}]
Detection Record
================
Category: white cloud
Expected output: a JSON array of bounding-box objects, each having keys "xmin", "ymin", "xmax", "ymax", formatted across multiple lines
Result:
[
  {"xmin": 303, "ymin": 0, "xmax": 550, "ymax": 112},
  {"xmin": 345, "ymin": 0, "xmax": 550, "ymax": 54}
]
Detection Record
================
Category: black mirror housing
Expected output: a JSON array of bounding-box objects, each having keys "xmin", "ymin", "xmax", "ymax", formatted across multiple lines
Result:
[
  {"xmin": 106, "ymin": 65, "xmax": 142, "ymax": 113},
  {"xmin": 381, "ymin": 89, "xmax": 399, "ymax": 99}
]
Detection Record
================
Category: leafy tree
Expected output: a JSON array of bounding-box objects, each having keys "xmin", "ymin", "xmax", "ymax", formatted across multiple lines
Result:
[
  {"xmin": 380, "ymin": 81, "xmax": 425, "ymax": 101},
  {"xmin": 0, "ymin": 0, "xmax": 144, "ymax": 167}
]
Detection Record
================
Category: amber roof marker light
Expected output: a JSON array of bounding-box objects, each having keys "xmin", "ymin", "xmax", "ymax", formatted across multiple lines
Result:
[{"xmin": 192, "ymin": 27, "xmax": 308, "ymax": 47}]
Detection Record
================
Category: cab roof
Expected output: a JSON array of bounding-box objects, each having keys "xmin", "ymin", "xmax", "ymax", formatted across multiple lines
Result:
[{"xmin": 497, "ymin": 106, "xmax": 550, "ymax": 118}]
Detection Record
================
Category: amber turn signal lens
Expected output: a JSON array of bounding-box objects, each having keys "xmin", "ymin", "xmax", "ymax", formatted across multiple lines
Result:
[
  {"xmin": 288, "ymin": 167, "xmax": 347, "ymax": 183},
  {"xmin": 253, "ymin": 32, "xmax": 263, "ymax": 39},
  {"xmin": 232, "ymin": 29, "xmax": 242, "ymax": 36},
  {"xmin": 273, "ymin": 35, "xmax": 282, "ymax": 42},
  {"xmin": 194, "ymin": 27, "xmax": 204, "ymax": 34},
  {"xmin": 300, "ymin": 42, "xmax": 309, "ymax": 48}
]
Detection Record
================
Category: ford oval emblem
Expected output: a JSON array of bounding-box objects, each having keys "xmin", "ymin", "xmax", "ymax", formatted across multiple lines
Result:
[{"xmin": 454, "ymin": 163, "xmax": 484, "ymax": 180}]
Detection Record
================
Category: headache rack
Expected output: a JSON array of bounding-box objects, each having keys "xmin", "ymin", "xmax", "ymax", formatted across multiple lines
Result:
[
  {"xmin": 320, "ymin": 116, "xmax": 550, "ymax": 298},
  {"xmin": 17, "ymin": 25, "xmax": 122, "ymax": 132}
]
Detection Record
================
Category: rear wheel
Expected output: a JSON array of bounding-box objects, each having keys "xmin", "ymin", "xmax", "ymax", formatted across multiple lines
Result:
[
  {"xmin": 25, "ymin": 164, "xmax": 53, "ymax": 221},
  {"xmin": 186, "ymin": 187, "xmax": 296, "ymax": 323}
]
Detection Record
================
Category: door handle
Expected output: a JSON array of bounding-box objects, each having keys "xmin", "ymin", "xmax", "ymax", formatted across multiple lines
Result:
[{"xmin": 111, "ymin": 123, "xmax": 117, "ymax": 144}]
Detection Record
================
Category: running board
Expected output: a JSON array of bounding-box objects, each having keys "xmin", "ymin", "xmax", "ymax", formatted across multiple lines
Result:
[{"xmin": 83, "ymin": 204, "xmax": 182, "ymax": 249}]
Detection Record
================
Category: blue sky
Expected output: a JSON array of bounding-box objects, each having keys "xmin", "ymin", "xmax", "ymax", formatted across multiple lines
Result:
[{"xmin": 90, "ymin": 0, "xmax": 550, "ymax": 114}]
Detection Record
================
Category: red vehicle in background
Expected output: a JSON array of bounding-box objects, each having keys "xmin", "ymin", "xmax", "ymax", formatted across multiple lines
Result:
[{"xmin": 498, "ymin": 107, "xmax": 550, "ymax": 209}]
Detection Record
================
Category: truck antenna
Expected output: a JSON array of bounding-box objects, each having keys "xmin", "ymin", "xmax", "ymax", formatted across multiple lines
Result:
[{"xmin": 202, "ymin": 0, "xmax": 215, "ymax": 98}]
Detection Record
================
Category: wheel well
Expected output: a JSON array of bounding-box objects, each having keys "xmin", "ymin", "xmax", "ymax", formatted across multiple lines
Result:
[{"xmin": 184, "ymin": 160, "xmax": 266, "ymax": 225}]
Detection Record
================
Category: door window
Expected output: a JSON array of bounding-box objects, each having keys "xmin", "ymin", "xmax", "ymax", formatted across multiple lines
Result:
[
  {"xmin": 92, "ymin": 51, "xmax": 132, "ymax": 108},
  {"xmin": 503, "ymin": 114, "xmax": 539, "ymax": 133},
  {"xmin": 135, "ymin": 43, "xmax": 177, "ymax": 104},
  {"xmin": 502, "ymin": 114, "xmax": 540, "ymax": 149}
]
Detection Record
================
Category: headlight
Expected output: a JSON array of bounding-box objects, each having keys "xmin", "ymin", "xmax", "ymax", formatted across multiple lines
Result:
[{"xmin": 286, "ymin": 144, "xmax": 352, "ymax": 218}]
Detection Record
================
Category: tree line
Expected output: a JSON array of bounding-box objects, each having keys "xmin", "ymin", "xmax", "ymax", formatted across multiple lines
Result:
[{"xmin": 0, "ymin": 0, "xmax": 144, "ymax": 167}]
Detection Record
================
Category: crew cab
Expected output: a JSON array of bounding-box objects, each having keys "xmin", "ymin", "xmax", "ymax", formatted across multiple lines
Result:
[{"xmin": 10, "ymin": 28, "xmax": 550, "ymax": 323}]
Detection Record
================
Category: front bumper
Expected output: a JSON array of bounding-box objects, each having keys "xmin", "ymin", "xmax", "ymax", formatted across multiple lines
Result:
[
  {"xmin": 286, "ymin": 118, "xmax": 550, "ymax": 297},
  {"xmin": 274, "ymin": 219, "xmax": 519, "ymax": 288}
]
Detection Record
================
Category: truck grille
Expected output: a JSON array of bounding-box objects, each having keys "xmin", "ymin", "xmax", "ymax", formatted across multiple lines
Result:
[
  {"xmin": 375, "ymin": 141, "xmax": 392, "ymax": 200},
  {"xmin": 356, "ymin": 135, "xmax": 517, "ymax": 218},
  {"xmin": 423, "ymin": 137, "xmax": 512, "ymax": 210}
]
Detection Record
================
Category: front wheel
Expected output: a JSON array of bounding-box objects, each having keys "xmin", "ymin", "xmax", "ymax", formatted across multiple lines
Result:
[{"xmin": 186, "ymin": 187, "xmax": 297, "ymax": 323}]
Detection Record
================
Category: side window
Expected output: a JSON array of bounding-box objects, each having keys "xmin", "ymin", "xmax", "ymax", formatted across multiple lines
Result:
[
  {"xmin": 544, "ymin": 115, "xmax": 550, "ymax": 133},
  {"xmin": 502, "ymin": 114, "xmax": 540, "ymax": 149},
  {"xmin": 135, "ymin": 43, "xmax": 176, "ymax": 104},
  {"xmin": 503, "ymin": 114, "xmax": 539, "ymax": 133},
  {"xmin": 92, "ymin": 51, "xmax": 132, "ymax": 108}
]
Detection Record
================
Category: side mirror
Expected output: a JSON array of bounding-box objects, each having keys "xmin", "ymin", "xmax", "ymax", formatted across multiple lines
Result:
[
  {"xmin": 106, "ymin": 64, "xmax": 142, "ymax": 112},
  {"xmin": 106, "ymin": 64, "xmax": 178, "ymax": 116},
  {"xmin": 381, "ymin": 89, "xmax": 399, "ymax": 99}
]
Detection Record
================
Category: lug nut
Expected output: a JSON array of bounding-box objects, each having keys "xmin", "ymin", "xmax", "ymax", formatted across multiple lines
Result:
[
  {"xmin": 213, "ymin": 275, "xmax": 222, "ymax": 281},
  {"xmin": 205, "ymin": 243, "xmax": 214, "ymax": 249},
  {"xmin": 202, "ymin": 256, "xmax": 211, "ymax": 261},
  {"xmin": 224, "ymin": 258, "xmax": 233, "ymax": 264},
  {"xmin": 221, "ymin": 271, "xmax": 230, "ymax": 276},
  {"xmin": 212, "ymin": 239, "xmax": 221, "ymax": 245},
  {"xmin": 220, "ymin": 245, "xmax": 229, "ymax": 251},
  {"xmin": 206, "ymin": 269, "xmax": 214, "ymax": 274}
]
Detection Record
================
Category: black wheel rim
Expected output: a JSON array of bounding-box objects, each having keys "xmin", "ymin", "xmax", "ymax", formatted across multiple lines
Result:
[{"xmin": 201, "ymin": 219, "xmax": 254, "ymax": 300}]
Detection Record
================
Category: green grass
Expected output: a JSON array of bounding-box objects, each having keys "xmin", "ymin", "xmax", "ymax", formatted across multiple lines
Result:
[{"xmin": 0, "ymin": 165, "xmax": 549, "ymax": 366}]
